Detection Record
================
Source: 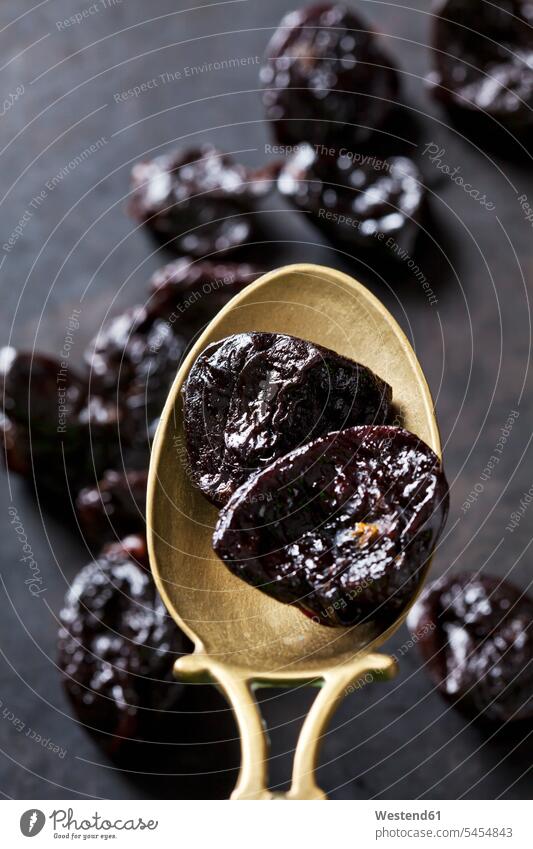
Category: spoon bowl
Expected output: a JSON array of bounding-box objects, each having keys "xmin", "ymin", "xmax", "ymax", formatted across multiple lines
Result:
[{"xmin": 147, "ymin": 263, "xmax": 441, "ymax": 799}]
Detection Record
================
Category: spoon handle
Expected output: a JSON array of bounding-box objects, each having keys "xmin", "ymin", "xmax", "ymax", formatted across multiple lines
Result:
[{"xmin": 174, "ymin": 651, "xmax": 397, "ymax": 800}]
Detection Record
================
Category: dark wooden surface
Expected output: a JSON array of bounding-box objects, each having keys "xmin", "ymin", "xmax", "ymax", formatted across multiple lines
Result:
[{"xmin": 0, "ymin": 0, "xmax": 531, "ymax": 800}]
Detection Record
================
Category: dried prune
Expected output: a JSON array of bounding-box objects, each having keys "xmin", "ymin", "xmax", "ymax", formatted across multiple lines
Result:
[
  {"xmin": 0, "ymin": 347, "xmax": 110, "ymax": 497},
  {"xmin": 0, "ymin": 308, "xmax": 185, "ymax": 504},
  {"xmin": 85, "ymin": 306, "xmax": 185, "ymax": 401},
  {"xmin": 84, "ymin": 305, "xmax": 188, "ymax": 454},
  {"xmin": 429, "ymin": 0, "xmax": 533, "ymax": 136},
  {"xmin": 58, "ymin": 534, "xmax": 189, "ymax": 756},
  {"xmin": 183, "ymin": 332, "xmax": 392, "ymax": 506},
  {"xmin": 148, "ymin": 257, "xmax": 262, "ymax": 328},
  {"xmin": 1, "ymin": 310, "xmax": 185, "ymax": 512},
  {"xmin": 1, "ymin": 347, "xmax": 86, "ymax": 424},
  {"xmin": 261, "ymin": 3, "xmax": 400, "ymax": 150},
  {"xmin": 128, "ymin": 145, "xmax": 276, "ymax": 257},
  {"xmin": 278, "ymin": 145, "xmax": 424, "ymax": 255},
  {"xmin": 76, "ymin": 394, "xmax": 127, "ymax": 473},
  {"xmin": 408, "ymin": 572, "xmax": 533, "ymax": 722},
  {"xmin": 214, "ymin": 425, "xmax": 448, "ymax": 627},
  {"xmin": 0, "ymin": 347, "xmax": 83, "ymax": 483},
  {"xmin": 76, "ymin": 469, "xmax": 147, "ymax": 545}
]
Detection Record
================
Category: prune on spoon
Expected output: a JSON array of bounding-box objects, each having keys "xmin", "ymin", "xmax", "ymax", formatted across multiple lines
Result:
[
  {"xmin": 76, "ymin": 469, "xmax": 148, "ymax": 545},
  {"xmin": 408, "ymin": 572, "xmax": 533, "ymax": 722},
  {"xmin": 128, "ymin": 145, "xmax": 276, "ymax": 257},
  {"xmin": 429, "ymin": 0, "xmax": 533, "ymax": 136},
  {"xmin": 148, "ymin": 257, "xmax": 262, "ymax": 328},
  {"xmin": 261, "ymin": 3, "xmax": 400, "ymax": 150},
  {"xmin": 183, "ymin": 332, "xmax": 392, "ymax": 507},
  {"xmin": 278, "ymin": 144, "xmax": 424, "ymax": 255},
  {"xmin": 58, "ymin": 534, "xmax": 189, "ymax": 756},
  {"xmin": 214, "ymin": 425, "xmax": 448, "ymax": 627}
]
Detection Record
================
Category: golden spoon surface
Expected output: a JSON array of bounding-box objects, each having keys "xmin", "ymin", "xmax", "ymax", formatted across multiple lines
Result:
[{"xmin": 147, "ymin": 263, "xmax": 441, "ymax": 800}]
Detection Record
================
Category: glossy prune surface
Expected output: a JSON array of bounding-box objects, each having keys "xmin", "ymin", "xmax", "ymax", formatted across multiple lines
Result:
[
  {"xmin": 278, "ymin": 145, "xmax": 424, "ymax": 255},
  {"xmin": 76, "ymin": 469, "xmax": 148, "ymax": 545},
  {"xmin": 408, "ymin": 572, "xmax": 533, "ymax": 721},
  {"xmin": 429, "ymin": 0, "xmax": 533, "ymax": 135},
  {"xmin": 183, "ymin": 332, "xmax": 392, "ymax": 506},
  {"xmin": 213, "ymin": 425, "xmax": 449, "ymax": 627},
  {"xmin": 128, "ymin": 145, "xmax": 275, "ymax": 257},
  {"xmin": 58, "ymin": 535, "xmax": 188, "ymax": 756},
  {"xmin": 261, "ymin": 3, "xmax": 400, "ymax": 149}
]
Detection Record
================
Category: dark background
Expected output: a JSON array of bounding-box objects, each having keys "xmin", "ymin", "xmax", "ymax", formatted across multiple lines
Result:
[{"xmin": 0, "ymin": 0, "xmax": 531, "ymax": 800}]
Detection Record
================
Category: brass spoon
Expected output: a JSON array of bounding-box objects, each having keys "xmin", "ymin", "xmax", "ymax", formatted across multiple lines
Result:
[{"xmin": 147, "ymin": 263, "xmax": 441, "ymax": 800}]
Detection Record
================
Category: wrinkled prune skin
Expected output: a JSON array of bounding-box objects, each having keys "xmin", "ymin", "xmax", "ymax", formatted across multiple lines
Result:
[
  {"xmin": 58, "ymin": 535, "xmax": 189, "ymax": 756},
  {"xmin": 128, "ymin": 145, "xmax": 276, "ymax": 257},
  {"xmin": 148, "ymin": 257, "xmax": 262, "ymax": 329},
  {"xmin": 429, "ymin": 0, "xmax": 533, "ymax": 135},
  {"xmin": 278, "ymin": 145, "xmax": 424, "ymax": 255},
  {"xmin": 76, "ymin": 469, "xmax": 147, "ymax": 545},
  {"xmin": 183, "ymin": 333, "xmax": 392, "ymax": 507},
  {"xmin": 261, "ymin": 3, "xmax": 400, "ymax": 150},
  {"xmin": 408, "ymin": 572, "xmax": 533, "ymax": 722},
  {"xmin": 214, "ymin": 426, "xmax": 448, "ymax": 627}
]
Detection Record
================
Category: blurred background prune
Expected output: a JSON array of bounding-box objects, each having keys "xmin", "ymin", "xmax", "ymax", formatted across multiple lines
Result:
[
  {"xmin": 128, "ymin": 145, "xmax": 276, "ymax": 257},
  {"xmin": 429, "ymin": 0, "xmax": 533, "ymax": 138},
  {"xmin": 58, "ymin": 534, "xmax": 191, "ymax": 760},
  {"xmin": 278, "ymin": 145, "xmax": 425, "ymax": 255},
  {"xmin": 148, "ymin": 257, "xmax": 262, "ymax": 327},
  {"xmin": 76, "ymin": 470, "xmax": 148, "ymax": 546},
  {"xmin": 261, "ymin": 3, "xmax": 400, "ymax": 150},
  {"xmin": 408, "ymin": 572, "xmax": 533, "ymax": 722}
]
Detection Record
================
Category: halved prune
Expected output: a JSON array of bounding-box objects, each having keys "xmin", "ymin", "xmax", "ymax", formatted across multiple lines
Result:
[
  {"xmin": 429, "ymin": 0, "xmax": 533, "ymax": 137},
  {"xmin": 261, "ymin": 3, "xmax": 400, "ymax": 150},
  {"xmin": 128, "ymin": 145, "xmax": 276, "ymax": 257},
  {"xmin": 76, "ymin": 469, "xmax": 147, "ymax": 545},
  {"xmin": 58, "ymin": 534, "xmax": 189, "ymax": 757},
  {"xmin": 183, "ymin": 332, "xmax": 392, "ymax": 506},
  {"xmin": 148, "ymin": 257, "xmax": 262, "ymax": 328},
  {"xmin": 278, "ymin": 145, "xmax": 424, "ymax": 255},
  {"xmin": 408, "ymin": 572, "xmax": 533, "ymax": 722},
  {"xmin": 214, "ymin": 426, "xmax": 448, "ymax": 627}
]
